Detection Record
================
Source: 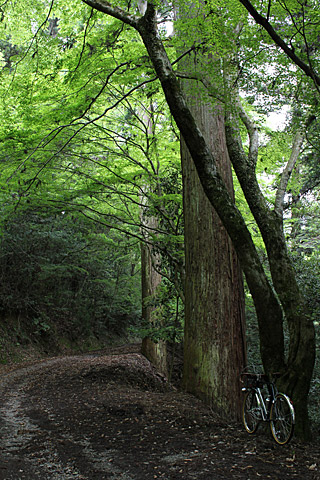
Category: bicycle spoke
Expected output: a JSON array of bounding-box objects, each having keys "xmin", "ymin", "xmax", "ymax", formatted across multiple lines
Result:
[
  {"xmin": 270, "ymin": 394, "xmax": 295, "ymax": 445},
  {"xmin": 242, "ymin": 390, "xmax": 260, "ymax": 434}
]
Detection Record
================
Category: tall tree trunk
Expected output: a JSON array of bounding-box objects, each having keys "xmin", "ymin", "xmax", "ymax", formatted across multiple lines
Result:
[
  {"xmin": 178, "ymin": 2, "xmax": 246, "ymax": 419},
  {"xmin": 139, "ymin": 78, "xmax": 168, "ymax": 375},
  {"xmin": 181, "ymin": 108, "xmax": 246, "ymax": 419},
  {"xmin": 140, "ymin": 214, "xmax": 168, "ymax": 376}
]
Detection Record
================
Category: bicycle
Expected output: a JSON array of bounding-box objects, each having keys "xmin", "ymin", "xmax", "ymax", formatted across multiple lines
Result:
[{"xmin": 240, "ymin": 367, "xmax": 295, "ymax": 445}]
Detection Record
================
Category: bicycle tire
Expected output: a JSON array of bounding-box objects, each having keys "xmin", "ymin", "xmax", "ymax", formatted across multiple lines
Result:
[
  {"xmin": 270, "ymin": 393, "xmax": 295, "ymax": 445},
  {"xmin": 242, "ymin": 390, "xmax": 260, "ymax": 434}
]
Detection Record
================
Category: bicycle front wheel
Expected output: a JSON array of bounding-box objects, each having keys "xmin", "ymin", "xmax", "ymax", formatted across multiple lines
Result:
[
  {"xmin": 270, "ymin": 393, "xmax": 295, "ymax": 445},
  {"xmin": 242, "ymin": 390, "xmax": 260, "ymax": 434}
]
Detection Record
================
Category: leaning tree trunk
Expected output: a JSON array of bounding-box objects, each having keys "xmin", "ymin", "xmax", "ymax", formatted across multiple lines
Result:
[{"xmin": 225, "ymin": 98, "xmax": 316, "ymax": 439}]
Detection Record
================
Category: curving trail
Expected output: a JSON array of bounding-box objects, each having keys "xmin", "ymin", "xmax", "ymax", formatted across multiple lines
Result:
[{"xmin": 0, "ymin": 346, "xmax": 318, "ymax": 480}]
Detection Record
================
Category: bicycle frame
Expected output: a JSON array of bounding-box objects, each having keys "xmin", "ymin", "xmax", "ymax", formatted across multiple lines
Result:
[
  {"xmin": 241, "ymin": 372, "xmax": 278, "ymax": 421},
  {"xmin": 254, "ymin": 387, "xmax": 268, "ymax": 420},
  {"xmin": 252, "ymin": 382, "xmax": 277, "ymax": 420}
]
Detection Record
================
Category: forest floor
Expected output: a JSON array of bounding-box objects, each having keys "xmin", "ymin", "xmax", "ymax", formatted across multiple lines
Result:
[{"xmin": 0, "ymin": 343, "xmax": 319, "ymax": 480}]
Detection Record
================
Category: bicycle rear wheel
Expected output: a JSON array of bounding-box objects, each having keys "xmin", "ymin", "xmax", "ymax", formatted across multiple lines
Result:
[
  {"xmin": 242, "ymin": 390, "xmax": 260, "ymax": 434},
  {"xmin": 270, "ymin": 393, "xmax": 295, "ymax": 445}
]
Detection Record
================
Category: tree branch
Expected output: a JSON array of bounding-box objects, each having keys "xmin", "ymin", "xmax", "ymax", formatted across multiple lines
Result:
[
  {"xmin": 236, "ymin": 98, "xmax": 259, "ymax": 167},
  {"xmin": 82, "ymin": 0, "xmax": 139, "ymax": 27},
  {"xmin": 238, "ymin": 0, "xmax": 320, "ymax": 90},
  {"xmin": 71, "ymin": 7, "xmax": 95, "ymax": 77},
  {"xmin": 225, "ymin": 101, "xmax": 270, "ymax": 224},
  {"xmin": 274, "ymin": 130, "xmax": 304, "ymax": 216}
]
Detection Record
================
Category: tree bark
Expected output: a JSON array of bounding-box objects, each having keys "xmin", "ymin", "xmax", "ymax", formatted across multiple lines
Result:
[
  {"xmin": 139, "ymin": 84, "xmax": 168, "ymax": 376},
  {"xmin": 177, "ymin": 2, "xmax": 246, "ymax": 418},
  {"xmin": 140, "ymin": 214, "xmax": 168, "ymax": 376},
  {"xmin": 181, "ymin": 112, "xmax": 246, "ymax": 418}
]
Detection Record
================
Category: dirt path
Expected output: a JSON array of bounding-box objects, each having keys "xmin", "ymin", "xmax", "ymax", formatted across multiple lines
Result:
[{"xmin": 0, "ymin": 345, "xmax": 319, "ymax": 479}]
